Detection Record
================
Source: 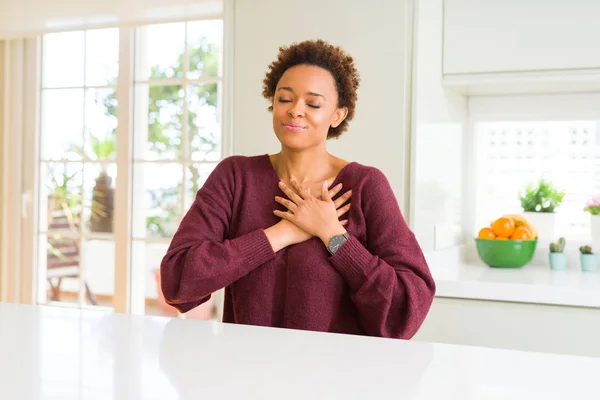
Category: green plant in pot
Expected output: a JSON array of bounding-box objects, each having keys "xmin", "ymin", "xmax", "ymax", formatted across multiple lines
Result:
[
  {"xmin": 584, "ymin": 195, "xmax": 600, "ymax": 247},
  {"xmin": 70, "ymin": 131, "xmax": 116, "ymax": 233},
  {"xmin": 519, "ymin": 179, "xmax": 565, "ymax": 241},
  {"xmin": 579, "ymin": 245, "xmax": 597, "ymax": 272},
  {"xmin": 549, "ymin": 237, "xmax": 567, "ymax": 270},
  {"xmin": 89, "ymin": 133, "xmax": 116, "ymax": 233}
]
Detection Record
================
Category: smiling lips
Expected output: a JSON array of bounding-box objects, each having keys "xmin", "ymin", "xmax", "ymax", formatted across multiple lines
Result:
[{"xmin": 283, "ymin": 122, "xmax": 306, "ymax": 132}]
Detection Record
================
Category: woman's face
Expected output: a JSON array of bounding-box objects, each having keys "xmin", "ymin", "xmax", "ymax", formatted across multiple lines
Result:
[{"xmin": 272, "ymin": 64, "xmax": 347, "ymax": 150}]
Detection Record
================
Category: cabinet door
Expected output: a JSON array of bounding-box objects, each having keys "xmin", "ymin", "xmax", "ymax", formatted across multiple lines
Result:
[{"xmin": 443, "ymin": 0, "xmax": 600, "ymax": 75}]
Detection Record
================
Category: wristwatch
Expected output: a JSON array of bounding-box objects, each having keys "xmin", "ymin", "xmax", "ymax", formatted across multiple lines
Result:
[{"xmin": 327, "ymin": 232, "xmax": 350, "ymax": 255}]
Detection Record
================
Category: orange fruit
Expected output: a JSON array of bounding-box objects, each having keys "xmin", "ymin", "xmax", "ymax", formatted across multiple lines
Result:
[
  {"xmin": 496, "ymin": 236, "xmax": 509, "ymax": 240},
  {"xmin": 492, "ymin": 217, "xmax": 515, "ymax": 238},
  {"xmin": 510, "ymin": 226, "xmax": 532, "ymax": 240},
  {"xmin": 478, "ymin": 227, "xmax": 496, "ymax": 240}
]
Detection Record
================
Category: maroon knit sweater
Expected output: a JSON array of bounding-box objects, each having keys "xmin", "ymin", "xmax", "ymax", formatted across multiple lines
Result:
[{"xmin": 160, "ymin": 154, "xmax": 436, "ymax": 339}]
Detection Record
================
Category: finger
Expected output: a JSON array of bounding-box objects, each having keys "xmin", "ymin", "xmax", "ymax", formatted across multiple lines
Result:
[
  {"xmin": 290, "ymin": 179, "xmax": 312, "ymax": 200},
  {"xmin": 322, "ymin": 180, "xmax": 332, "ymax": 202},
  {"xmin": 327, "ymin": 183, "xmax": 343, "ymax": 198},
  {"xmin": 273, "ymin": 209, "xmax": 293, "ymax": 221},
  {"xmin": 274, "ymin": 196, "xmax": 297, "ymax": 212},
  {"xmin": 278, "ymin": 181, "xmax": 303, "ymax": 204},
  {"xmin": 333, "ymin": 189, "xmax": 352, "ymax": 209},
  {"xmin": 336, "ymin": 203, "xmax": 351, "ymax": 218}
]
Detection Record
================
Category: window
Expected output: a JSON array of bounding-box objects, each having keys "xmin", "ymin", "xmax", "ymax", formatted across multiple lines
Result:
[
  {"xmin": 39, "ymin": 28, "xmax": 119, "ymax": 308},
  {"xmin": 37, "ymin": 19, "xmax": 224, "ymax": 316},
  {"xmin": 474, "ymin": 120, "xmax": 600, "ymax": 239},
  {"xmin": 130, "ymin": 20, "xmax": 223, "ymax": 317}
]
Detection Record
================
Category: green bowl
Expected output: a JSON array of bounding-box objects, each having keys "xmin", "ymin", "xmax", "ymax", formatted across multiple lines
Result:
[{"xmin": 474, "ymin": 238, "xmax": 538, "ymax": 268}]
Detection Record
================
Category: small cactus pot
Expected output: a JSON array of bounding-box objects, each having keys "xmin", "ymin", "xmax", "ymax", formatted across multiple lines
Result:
[
  {"xmin": 580, "ymin": 254, "xmax": 597, "ymax": 272},
  {"xmin": 549, "ymin": 252, "xmax": 567, "ymax": 270}
]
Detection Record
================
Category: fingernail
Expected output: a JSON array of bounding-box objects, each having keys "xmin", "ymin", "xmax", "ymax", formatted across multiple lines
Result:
[{"xmin": 278, "ymin": 181, "xmax": 284, "ymax": 187}]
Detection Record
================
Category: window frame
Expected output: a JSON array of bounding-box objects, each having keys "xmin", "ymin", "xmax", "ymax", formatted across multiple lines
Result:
[{"xmin": 20, "ymin": 11, "xmax": 232, "ymax": 313}]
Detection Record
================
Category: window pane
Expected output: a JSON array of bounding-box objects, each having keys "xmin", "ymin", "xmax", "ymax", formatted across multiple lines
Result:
[
  {"xmin": 41, "ymin": 89, "xmax": 84, "ymax": 160},
  {"xmin": 131, "ymin": 240, "xmax": 173, "ymax": 317},
  {"xmin": 131, "ymin": 240, "xmax": 217, "ymax": 320},
  {"xmin": 135, "ymin": 23, "xmax": 185, "ymax": 81},
  {"xmin": 83, "ymin": 163, "xmax": 117, "ymax": 234},
  {"xmin": 84, "ymin": 88, "xmax": 118, "ymax": 161},
  {"xmin": 134, "ymin": 84, "xmax": 184, "ymax": 160},
  {"xmin": 132, "ymin": 163, "xmax": 183, "ymax": 238},
  {"xmin": 187, "ymin": 20, "xmax": 223, "ymax": 78},
  {"xmin": 81, "ymin": 239, "xmax": 115, "ymax": 308},
  {"xmin": 188, "ymin": 83, "xmax": 221, "ymax": 161},
  {"xmin": 38, "ymin": 235, "xmax": 112, "ymax": 308},
  {"xmin": 85, "ymin": 28, "xmax": 119, "ymax": 86},
  {"xmin": 184, "ymin": 163, "xmax": 217, "ymax": 210},
  {"xmin": 42, "ymin": 31, "xmax": 84, "ymax": 88},
  {"xmin": 40, "ymin": 232, "xmax": 82, "ymax": 306},
  {"xmin": 41, "ymin": 162, "xmax": 83, "ymax": 233}
]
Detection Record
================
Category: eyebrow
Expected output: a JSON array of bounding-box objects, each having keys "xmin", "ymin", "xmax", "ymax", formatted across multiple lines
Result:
[{"xmin": 277, "ymin": 87, "xmax": 325, "ymax": 100}]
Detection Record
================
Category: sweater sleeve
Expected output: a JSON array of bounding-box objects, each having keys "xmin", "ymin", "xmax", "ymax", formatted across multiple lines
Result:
[
  {"xmin": 160, "ymin": 157, "xmax": 276, "ymax": 313},
  {"xmin": 328, "ymin": 168, "xmax": 436, "ymax": 339}
]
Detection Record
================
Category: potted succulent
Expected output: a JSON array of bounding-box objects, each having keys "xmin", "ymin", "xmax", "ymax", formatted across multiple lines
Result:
[
  {"xmin": 548, "ymin": 237, "xmax": 567, "ymax": 270},
  {"xmin": 579, "ymin": 245, "xmax": 597, "ymax": 272},
  {"xmin": 584, "ymin": 195, "xmax": 600, "ymax": 247},
  {"xmin": 519, "ymin": 179, "xmax": 565, "ymax": 241}
]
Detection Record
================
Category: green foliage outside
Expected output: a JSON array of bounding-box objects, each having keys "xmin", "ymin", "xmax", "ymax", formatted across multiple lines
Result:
[{"xmin": 48, "ymin": 40, "xmax": 221, "ymax": 237}]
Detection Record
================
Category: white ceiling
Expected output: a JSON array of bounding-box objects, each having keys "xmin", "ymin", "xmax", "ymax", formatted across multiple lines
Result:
[{"xmin": 0, "ymin": 0, "xmax": 223, "ymax": 39}]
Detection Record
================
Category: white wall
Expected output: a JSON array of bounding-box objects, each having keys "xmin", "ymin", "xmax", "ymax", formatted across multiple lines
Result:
[
  {"xmin": 232, "ymin": 0, "xmax": 414, "ymax": 211},
  {"xmin": 411, "ymin": 0, "xmax": 468, "ymax": 252}
]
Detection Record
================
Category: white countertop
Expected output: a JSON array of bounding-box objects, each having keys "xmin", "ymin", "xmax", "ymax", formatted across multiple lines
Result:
[
  {"xmin": 429, "ymin": 261, "xmax": 600, "ymax": 308},
  {"xmin": 1, "ymin": 303, "xmax": 600, "ymax": 399}
]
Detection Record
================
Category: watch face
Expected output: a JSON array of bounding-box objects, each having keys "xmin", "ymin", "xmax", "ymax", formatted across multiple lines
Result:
[
  {"xmin": 330, "ymin": 239, "xmax": 341, "ymax": 252},
  {"xmin": 328, "ymin": 234, "xmax": 348, "ymax": 254}
]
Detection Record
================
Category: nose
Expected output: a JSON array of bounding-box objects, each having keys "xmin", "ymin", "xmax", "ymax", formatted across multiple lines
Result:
[{"xmin": 288, "ymin": 103, "xmax": 304, "ymax": 118}]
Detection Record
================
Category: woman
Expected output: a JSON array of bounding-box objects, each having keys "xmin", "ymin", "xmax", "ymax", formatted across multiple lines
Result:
[{"xmin": 160, "ymin": 39, "xmax": 435, "ymax": 339}]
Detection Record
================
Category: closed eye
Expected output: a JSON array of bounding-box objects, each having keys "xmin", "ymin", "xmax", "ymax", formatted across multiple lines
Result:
[{"xmin": 277, "ymin": 98, "xmax": 321, "ymax": 109}]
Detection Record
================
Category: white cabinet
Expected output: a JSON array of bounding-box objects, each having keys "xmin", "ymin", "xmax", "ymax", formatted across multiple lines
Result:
[
  {"xmin": 443, "ymin": 0, "xmax": 600, "ymax": 77},
  {"xmin": 415, "ymin": 297, "xmax": 600, "ymax": 358}
]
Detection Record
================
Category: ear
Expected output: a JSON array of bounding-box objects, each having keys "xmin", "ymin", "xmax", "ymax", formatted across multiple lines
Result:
[{"xmin": 331, "ymin": 106, "xmax": 348, "ymax": 128}]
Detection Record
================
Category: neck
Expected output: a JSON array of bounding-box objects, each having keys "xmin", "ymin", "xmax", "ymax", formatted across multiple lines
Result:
[{"xmin": 273, "ymin": 146, "xmax": 331, "ymax": 183}]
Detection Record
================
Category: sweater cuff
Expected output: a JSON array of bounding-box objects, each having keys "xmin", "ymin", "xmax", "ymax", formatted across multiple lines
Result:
[
  {"xmin": 236, "ymin": 229, "xmax": 276, "ymax": 269},
  {"xmin": 329, "ymin": 236, "xmax": 373, "ymax": 291}
]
